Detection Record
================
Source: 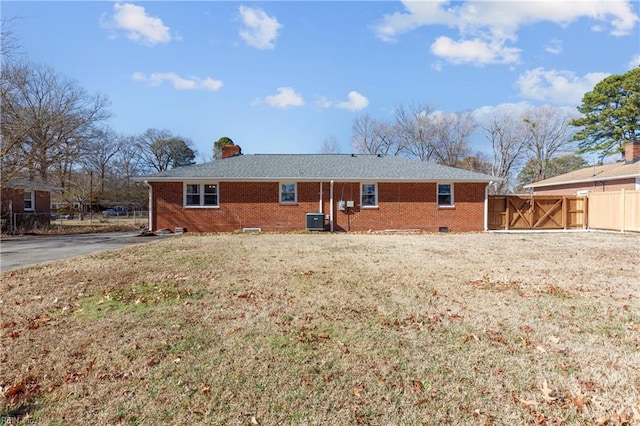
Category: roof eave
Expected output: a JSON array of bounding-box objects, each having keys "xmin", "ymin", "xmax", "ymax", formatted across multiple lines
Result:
[
  {"xmin": 136, "ymin": 176, "xmax": 496, "ymax": 183},
  {"xmin": 524, "ymin": 173, "xmax": 640, "ymax": 189}
]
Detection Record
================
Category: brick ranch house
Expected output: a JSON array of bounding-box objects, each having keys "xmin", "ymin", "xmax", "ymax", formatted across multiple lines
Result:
[
  {"xmin": 525, "ymin": 141, "xmax": 640, "ymax": 195},
  {"xmin": 1, "ymin": 179, "xmax": 62, "ymax": 232},
  {"xmin": 136, "ymin": 145, "xmax": 497, "ymax": 233}
]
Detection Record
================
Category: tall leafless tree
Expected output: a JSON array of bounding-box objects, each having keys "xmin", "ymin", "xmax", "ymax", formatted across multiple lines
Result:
[
  {"xmin": 485, "ymin": 112, "xmax": 529, "ymax": 194},
  {"xmin": 81, "ymin": 127, "xmax": 121, "ymax": 197},
  {"xmin": 522, "ymin": 105, "xmax": 578, "ymax": 183},
  {"xmin": 431, "ymin": 111, "xmax": 476, "ymax": 166},
  {"xmin": 393, "ymin": 103, "xmax": 436, "ymax": 161},
  {"xmin": 2, "ymin": 62, "xmax": 110, "ymax": 185},
  {"xmin": 351, "ymin": 114, "xmax": 401, "ymax": 155},
  {"xmin": 320, "ymin": 135, "xmax": 340, "ymax": 153},
  {"xmin": 135, "ymin": 128, "xmax": 196, "ymax": 173},
  {"xmin": 113, "ymin": 136, "xmax": 145, "ymax": 205}
]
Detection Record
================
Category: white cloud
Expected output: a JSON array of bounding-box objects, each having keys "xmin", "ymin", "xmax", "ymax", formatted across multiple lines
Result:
[
  {"xmin": 335, "ymin": 91, "xmax": 370, "ymax": 111},
  {"xmin": 472, "ymin": 102, "xmax": 533, "ymax": 126},
  {"xmin": 132, "ymin": 72, "xmax": 223, "ymax": 91},
  {"xmin": 629, "ymin": 54, "xmax": 640, "ymax": 69},
  {"xmin": 374, "ymin": 0, "xmax": 638, "ymax": 65},
  {"xmin": 317, "ymin": 91, "xmax": 369, "ymax": 112},
  {"xmin": 264, "ymin": 87, "xmax": 304, "ymax": 109},
  {"xmin": 102, "ymin": 3, "xmax": 172, "ymax": 46},
  {"xmin": 238, "ymin": 6, "xmax": 282, "ymax": 49},
  {"xmin": 544, "ymin": 38, "xmax": 563, "ymax": 55},
  {"xmin": 515, "ymin": 68, "xmax": 609, "ymax": 105},
  {"xmin": 431, "ymin": 36, "xmax": 521, "ymax": 65}
]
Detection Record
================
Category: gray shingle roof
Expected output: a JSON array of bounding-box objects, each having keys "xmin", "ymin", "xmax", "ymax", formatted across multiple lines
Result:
[
  {"xmin": 524, "ymin": 160, "xmax": 640, "ymax": 188},
  {"xmin": 138, "ymin": 154, "xmax": 496, "ymax": 182},
  {"xmin": 7, "ymin": 179, "xmax": 63, "ymax": 192}
]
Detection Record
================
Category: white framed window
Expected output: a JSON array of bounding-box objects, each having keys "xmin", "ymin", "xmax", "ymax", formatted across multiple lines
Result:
[
  {"xmin": 361, "ymin": 183, "xmax": 378, "ymax": 207},
  {"xmin": 280, "ymin": 182, "xmax": 297, "ymax": 203},
  {"xmin": 185, "ymin": 183, "xmax": 219, "ymax": 207},
  {"xmin": 437, "ymin": 183, "xmax": 454, "ymax": 207},
  {"xmin": 24, "ymin": 190, "xmax": 35, "ymax": 211}
]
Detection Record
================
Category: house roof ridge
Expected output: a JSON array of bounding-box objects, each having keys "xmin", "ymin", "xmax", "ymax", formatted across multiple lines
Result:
[{"xmin": 137, "ymin": 152, "xmax": 497, "ymax": 182}]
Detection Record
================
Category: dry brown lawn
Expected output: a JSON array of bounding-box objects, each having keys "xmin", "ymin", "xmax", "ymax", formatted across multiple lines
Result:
[{"xmin": 1, "ymin": 232, "xmax": 639, "ymax": 425}]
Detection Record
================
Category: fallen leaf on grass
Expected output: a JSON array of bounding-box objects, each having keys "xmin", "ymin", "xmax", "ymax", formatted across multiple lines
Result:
[
  {"xmin": 2, "ymin": 321, "xmax": 16, "ymax": 329},
  {"xmin": 413, "ymin": 398, "xmax": 429, "ymax": 407},
  {"xmin": 200, "ymin": 383, "xmax": 211, "ymax": 395},
  {"xmin": 571, "ymin": 394, "xmax": 589, "ymax": 413},
  {"xmin": 237, "ymin": 291, "xmax": 256, "ymax": 299},
  {"xmin": 540, "ymin": 380, "xmax": 557, "ymax": 403},
  {"xmin": 519, "ymin": 398, "xmax": 539, "ymax": 408},
  {"xmin": 5, "ymin": 383, "xmax": 25, "ymax": 399}
]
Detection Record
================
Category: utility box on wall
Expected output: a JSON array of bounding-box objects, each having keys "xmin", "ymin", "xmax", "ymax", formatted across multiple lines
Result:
[{"xmin": 306, "ymin": 213, "xmax": 325, "ymax": 231}]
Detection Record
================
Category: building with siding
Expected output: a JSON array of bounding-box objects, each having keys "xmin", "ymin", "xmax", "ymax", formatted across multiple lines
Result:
[{"xmin": 525, "ymin": 141, "xmax": 640, "ymax": 195}]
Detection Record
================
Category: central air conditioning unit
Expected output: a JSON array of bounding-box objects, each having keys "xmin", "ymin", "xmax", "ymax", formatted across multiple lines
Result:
[{"xmin": 306, "ymin": 213, "xmax": 325, "ymax": 231}]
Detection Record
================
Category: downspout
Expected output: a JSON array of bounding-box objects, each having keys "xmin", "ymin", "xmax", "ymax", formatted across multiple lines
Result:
[
  {"xmin": 319, "ymin": 182, "xmax": 323, "ymax": 213},
  {"xmin": 330, "ymin": 180, "xmax": 334, "ymax": 232},
  {"xmin": 144, "ymin": 180, "xmax": 153, "ymax": 231},
  {"xmin": 484, "ymin": 182, "xmax": 491, "ymax": 232}
]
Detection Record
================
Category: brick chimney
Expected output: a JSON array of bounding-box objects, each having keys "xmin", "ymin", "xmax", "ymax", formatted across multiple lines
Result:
[
  {"xmin": 624, "ymin": 141, "xmax": 640, "ymax": 164},
  {"xmin": 221, "ymin": 144, "xmax": 241, "ymax": 159}
]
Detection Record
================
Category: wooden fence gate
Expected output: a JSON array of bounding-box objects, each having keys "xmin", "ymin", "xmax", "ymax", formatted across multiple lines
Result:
[{"xmin": 488, "ymin": 195, "xmax": 586, "ymax": 230}]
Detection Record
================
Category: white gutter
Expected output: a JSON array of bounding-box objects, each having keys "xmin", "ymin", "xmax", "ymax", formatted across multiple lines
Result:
[
  {"xmin": 144, "ymin": 180, "xmax": 153, "ymax": 231},
  {"xmin": 330, "ymin": 180, "xmax": 334, "ymax": 232},
  {"xmin": 136, "ymin": 176, "xmax": 496, "ymax": 184}
]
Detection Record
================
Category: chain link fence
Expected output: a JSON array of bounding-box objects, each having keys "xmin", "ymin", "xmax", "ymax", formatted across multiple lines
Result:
[{"xmin": 1, "ymin": 211, "xmax": 149, "ymax": 234}]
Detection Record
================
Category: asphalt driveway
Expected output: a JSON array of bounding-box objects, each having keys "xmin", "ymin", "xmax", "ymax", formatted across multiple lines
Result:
[{"xmin": 0, "ymin": 232, "xmax": 174, "ymax": 273}]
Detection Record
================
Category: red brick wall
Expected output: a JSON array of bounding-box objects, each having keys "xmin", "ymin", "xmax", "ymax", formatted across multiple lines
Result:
[
  {"xmin": 150, "ymin": 181, "xmax": 487, "ymax": 233},
  {"xmin": 625, "ymin": 141, "xmax": 640, "ymax": 163},
  {"xmin": 0, "ymin": 188, "xmax": 51, "ymax": 214},
  {"xmin": 533, "ymin": 178, "xmax": 637, "ymax": 195}
]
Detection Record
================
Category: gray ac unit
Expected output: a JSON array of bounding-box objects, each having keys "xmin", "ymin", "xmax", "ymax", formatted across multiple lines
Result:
[{"xmin": 306, "ymin": 213, "xmax": 325, "ymax": 231}]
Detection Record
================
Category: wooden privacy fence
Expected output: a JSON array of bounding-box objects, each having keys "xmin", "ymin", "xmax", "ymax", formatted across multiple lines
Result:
[
  {"xmin": 488, "ymin": 195, "xmax": 586, "ymax": 230},
  {"xmin": 488, "ymin": 191, "xmax": 639, "ymax": 232},
  {"xmin": 587, "ymin": 189, "xmax": 640, "ymax": 232}
]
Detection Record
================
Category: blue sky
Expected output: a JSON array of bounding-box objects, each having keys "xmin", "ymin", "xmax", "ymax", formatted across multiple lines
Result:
[{"xmin": 3, "ymin": 1, "xmax": 639, "ymax": 161}]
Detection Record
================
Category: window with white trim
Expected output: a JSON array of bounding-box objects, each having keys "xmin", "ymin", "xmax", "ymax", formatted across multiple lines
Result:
[
  {"xmin": 24, "ymin": 190, "xmax": 35, "ymax": 211},
  {"xmin": 437, "ymin": 183, "xmax": 454, "ymax": 207},
  {"xmin": 361, "ymin": 183, "xmax": 378, "ymax": 207},
  {"xmin": 185, "ymin": 183, "xmax": 219, "ymax": 207},
  {"xmin": 280, "ymin": 182, "xmax": 297, "ymax": 203}
]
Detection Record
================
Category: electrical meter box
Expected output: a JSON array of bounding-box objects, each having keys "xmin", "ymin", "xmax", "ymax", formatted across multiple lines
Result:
[{"xmin": 346, "ymin": 200, "xmax": 355, "ymax": 208}]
